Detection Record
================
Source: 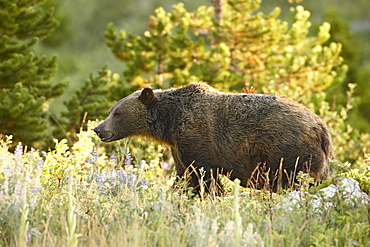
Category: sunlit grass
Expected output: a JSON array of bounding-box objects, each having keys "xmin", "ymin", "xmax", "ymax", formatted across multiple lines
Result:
[{"xmin": 0, "ymin": 129, "xmax": 369, "ymax": 246}]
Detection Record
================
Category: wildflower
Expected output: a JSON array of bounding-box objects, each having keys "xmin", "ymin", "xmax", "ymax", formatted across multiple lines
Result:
[
  {"xmin": 86, "ymin": 156, "xmax": 93, "ymax": 164},
  {"xmin": 130, "ymin": 174, "xmax": 139, "ymax": 187},
  {"xmin": 109, "ymin": 155, "xmax": 117, "ymax": 166},
  {"xmin": 14, "ymin": 142, "xmax": 23, "ymax": 156},
  {"xmin": 3, "ymin": 166, "xmax": 11, "ymax": 177},
  {"xmin": 86, "ymin": 150, "xmax": 98, "ymax": 164},
  {"xmin": 30, "ymin": 198, "xmax": 38, "ymax": 207},
  {"xmin": 140, "ymin": 160, "xmax": 146, "ymax": 166},
  {"xmin": 117, "ymin": 170, "xmax": 128, "ymax": 183},
  {"xmin": 138, "ymin": 178, "xmax": 148, "ymax": 186},
  {"xmin": 160, "ymin": 161, "xmax": 170, "ymax": 170},
  {"xmin": 32, "ymin": 186, "xmax": 39, "ymax": 194},
  {"xmin": 36, "ymin": 159, "xmax": 44, "ymax": 169},
  {"xmin": 13, "ymin": 202, "xmax": 20, "ymax": 210},
  {"xmin": 35, "ymin": 160, "xmax": 44, "ymax": 180},
  {"xmin": 134, "ymin": 162, "xmax": 141, "ymax": 168},
  {"xmin": 124, "ymin": 147, "xmax": 131, "ymax": 166},
  {"xmin": 27, "ymin": 230, "xmax": 34, "ymax": 242},
  {"xmin": 139, "ymin": 160, "xmax": 148, "ymax": 169},
  {"xmin": 96, "ymin": 174, "xmax": 103, "ymax": 185},
  {"xmin": 14, "ymin": 181, "xmax": 23, "ymax": 196},
  {"xmin": 139, "ymin": 178, "xmax": 148, "ymax": 189},
  {"xmin": 91, "ymin": 150, "xmax": 98, "ymax": 163}
]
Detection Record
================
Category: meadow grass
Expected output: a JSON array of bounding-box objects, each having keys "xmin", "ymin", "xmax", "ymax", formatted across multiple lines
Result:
[{"xmin": 0, "ymin": 132, "xmax": 369, "ymax": 247}]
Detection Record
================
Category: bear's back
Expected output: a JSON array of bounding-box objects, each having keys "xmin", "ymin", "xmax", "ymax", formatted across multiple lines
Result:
[
  {"xmin": 169, "ymin": 82, "xmax": 219, "ymax": 96},
  {"xmin": 171, "ymin": 84, "xmax": 302, "ymax": 115},
  {"xmin": 163, "ymin": 82, "xmax": 315, "ymax": 129}
]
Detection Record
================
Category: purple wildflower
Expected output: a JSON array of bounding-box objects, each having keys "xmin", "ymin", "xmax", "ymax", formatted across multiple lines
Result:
[
  {"xmin": 96, "ymin": 174, "xmax": 103, "ymax": 185},
  {"xmin": 110, "ymin": 155, "xmax": 117, "ymax": 166},
  {"xmin": 32, "ymin": 186, "xmax": 39, "ymax": 194},
  {"xmin": 14, "ymin": 182, "xmax": 23, "ymax": 196},
  {"xmin": 30, "ymin": 198, "xmax": 38, "ymax": 207},
  {"xmin": 27, "ymin": 230, "xmax": 34, "ymax": 242},
  {"xmin": 138, "ymin": 178, "xmax": 148, "ymax": 187},
  {"xmin": 14, "ymin": 142, "xmax": 23, "ymax": 156},
  {"xmin": 36, "ymin": 159, "xmax": 44, "ymax": 169},
  {"xmin": 124, "ymin": 147, "xmax": 131, "ymax": 166},
  {"xmin": 117, "ymin": 171, "xmax": 128, "ymax": 183},
  {"xmin": 3, "ymin": 166, "xmax": 11, "ymax": 177},
  {"xmin": 86, "ymin": 150, "xmax": 98, "ymax": 165},
  {"xmin": 91, "ymin": 150, "xmax": 98, "ymax": 162},
  {"xmin": 13, "ymin": 202, "xmax": 20, "ymax": 210}
]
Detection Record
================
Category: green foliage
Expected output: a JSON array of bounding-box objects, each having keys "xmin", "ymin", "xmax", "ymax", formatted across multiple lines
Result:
[
  {"xmin": 0, "ymin": 0, "xmax": 66, "ymax": 147},
  {"xmin": 323, "ymin": 7, "xmax": 359, "ymax": 86},
  {"xmin": 41, "ymin": 122, "xmax": 98, "ymax": 188},
  {"xmin": 54, "ymin": 66, "xmax": 120, "ymax": 142},
  {"xmin": 105, "ymin": 1, "xmax": 344, "ymax": 104},
  {"xmin": 321, "ymin": 6, "xmax": 370, "ymax": 134},
  {"xmin": 317, "ymin": 83, "xmax": 370, "ymax": 164},
  {"xmin": 44, "ymin": 0, "xmax": 209, "ymax": 116},
  {"xmin": 0, "ymin": 83, "xmax": 48, "ymax": 144}
]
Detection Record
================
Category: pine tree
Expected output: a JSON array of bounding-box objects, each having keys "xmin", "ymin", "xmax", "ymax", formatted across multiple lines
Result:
[
  {"xmin": 0, "ymin": 0, "xmax": 65, "ymax": 147},
  {"xmin": 54, "ymin": 66, "xmax": 119, "ymax": 143}
]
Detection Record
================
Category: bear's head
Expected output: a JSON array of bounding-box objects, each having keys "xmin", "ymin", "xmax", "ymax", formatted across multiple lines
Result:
[{"xmin": 94, "ymin": 88, "xmax": 154, "ymax": 142}]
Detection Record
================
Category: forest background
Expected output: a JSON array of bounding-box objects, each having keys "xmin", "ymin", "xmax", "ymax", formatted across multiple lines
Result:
[
  {"xmin": 47, "ymin": 0, "xmax": 370, "ymax": 127},
  {"xmin": 1, "ymin": 0, "xmax": 370, "ymax": 154}
]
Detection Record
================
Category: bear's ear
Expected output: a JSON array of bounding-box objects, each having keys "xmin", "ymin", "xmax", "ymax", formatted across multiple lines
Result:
[{"xmin": 138, "ymin": 88, "xmax": 154, "ymax": 105}]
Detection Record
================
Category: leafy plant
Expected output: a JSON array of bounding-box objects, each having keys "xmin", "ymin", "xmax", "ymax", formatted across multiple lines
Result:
[
  {"xmin": 105, "ymin": 0, "xmax": 344, "ymax": 105},
  {"xmin": 53, "ymin": 66, "xmax": 119, "ymax": 143}
]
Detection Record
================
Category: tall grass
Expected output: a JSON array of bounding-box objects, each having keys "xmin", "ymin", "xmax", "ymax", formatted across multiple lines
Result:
[{"xmin": 0, "ymin": 130, "xmax": 369, "ymax": 246}]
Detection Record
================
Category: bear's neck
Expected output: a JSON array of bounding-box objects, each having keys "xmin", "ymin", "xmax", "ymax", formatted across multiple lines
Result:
[{"xmin": 146, "ymin": 96, "xmax": 179, "ymax": 147}]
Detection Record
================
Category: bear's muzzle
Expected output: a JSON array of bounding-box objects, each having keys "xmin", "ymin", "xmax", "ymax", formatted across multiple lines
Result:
[{"xmin": 93, "ymin": 124, "xmax": 114, "ymax": 142}]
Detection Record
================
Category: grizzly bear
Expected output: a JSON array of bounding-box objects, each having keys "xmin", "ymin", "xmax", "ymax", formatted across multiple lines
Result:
[{"xmin": 94, "ymin": 82, "xmax": 333, "ymax": 194}]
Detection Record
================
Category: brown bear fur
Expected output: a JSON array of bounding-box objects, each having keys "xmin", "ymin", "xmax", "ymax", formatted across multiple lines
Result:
[{"xmin": 94, "ymin": 82, "xmax": 333, "ymax": 194}]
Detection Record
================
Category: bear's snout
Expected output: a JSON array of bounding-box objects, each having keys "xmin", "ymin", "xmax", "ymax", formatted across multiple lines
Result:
[
  {"xmin": 93, "ymin": 124, "xmax": 114, "ymax": 142},
  {"xmin": 93, "ymin": 126, "xmax": 101, "ymax": 135}
]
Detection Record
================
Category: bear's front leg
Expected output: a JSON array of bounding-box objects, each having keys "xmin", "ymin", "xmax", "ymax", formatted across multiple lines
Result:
[
  {"xmin": 171, "ymin": 147, "xmax": 223, "ymax": 197},
  {"xmin": 186, "ymin": 165, "xmax": 224, "ymax": 197}
]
